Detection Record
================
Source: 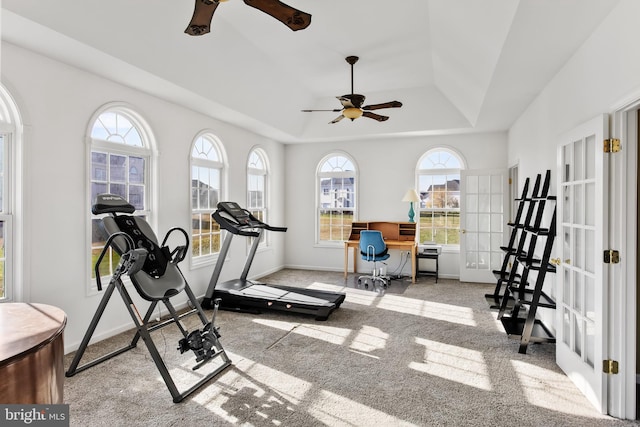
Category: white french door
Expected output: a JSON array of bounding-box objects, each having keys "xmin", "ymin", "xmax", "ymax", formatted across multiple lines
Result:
[
  {"xmin": 459, "ymin": 169, "xmax": 508, "ymax": 283},
  {"xmin": 556, "ymin": 114, "xmax": 608, "ymax": 413}
]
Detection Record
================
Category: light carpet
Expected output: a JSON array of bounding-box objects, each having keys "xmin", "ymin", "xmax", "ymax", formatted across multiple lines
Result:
[{"xmin": 63, "ymin": 269, "xmax": 634, "ymax": 426}]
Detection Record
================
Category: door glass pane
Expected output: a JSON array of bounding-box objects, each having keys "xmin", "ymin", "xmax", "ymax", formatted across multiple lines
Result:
[
  {"xmin": 466, "ymin": 175, "xmax": 478, "ymax": 193},
  {"xmin": 573, "ymin": 183, "xmax": 583, "ymax": 224},
  {"xmin": 585, "ymin": 276, "xmax": 595, "ymax": 322},
  {"xmin": 563, "ymin": 227, "xmax": 571, "ymax": 264},
  {"xmin": 564, "ymin": 268, "xmax": 571, "ymax": 306},
  {"xmin": 466, "ymin": 213, "xmax": 477, "ymax": 232},
  {"xmin": 478, "ymin": 233, "xmax": 490, "ymax": 251},
  {"xmin": 573, "ymin": 272, "xmax": 582, "ymax": 312},
  {"xmin": 478, "ymin": 195, "xmax": 490, "ymax": 212},
  {"xmin": 477, "ymin": 252, "xmax": 490, "ymax": 269},
  {"xmin": 574, "ymin": 315, "xmax": 583, "ymax": 357},
  {"xmin": 586, "ymin": 320, "xmax": 595, "ymax": 368},
  {"xmin": 466, "ymin": 194, "xmax": 478, "ymax": 212},
  {"xmin": 563, "ymin": 308, "xmax": 571, "ymax": 346},
  {"xmin": 574, "ymin": 228, "xmax": 583, "ymax": 269},
  {"xmin": 585, "ymin": 135, "xmax": 595, "ymax": 179},
  {"xmin": 478, "ymin": 175, "xmax": 490, "ymax": 193},
  {"xmin": 563, "ymin": 145, "xmax": 572, "ymax": 182},
  {"xmin": 562, "ymin": 185, "xmax": 571, "ymax": 223},
  {"xmin": 585, "ymin": 182, "xmax": 595, "ymax": 226},
  {"xmin": 585, "ymin": 229, "xmax": 595, "ymax": 274},
  {"xmin": 574, "ymin": 139, "xmax": 584, "ymax": 180},
  {"xmin": 465, "ymin": 252, "xmax": 477, "ymax": 268}
]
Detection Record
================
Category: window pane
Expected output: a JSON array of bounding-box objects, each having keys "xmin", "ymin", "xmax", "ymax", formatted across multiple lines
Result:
[
  {"xmin": 110, "ymin": 155, "xmax": 127, "ymax": 182},
  {"xmin": 129, "ymin": 157, "xmax": 145, "ymax": 184}
]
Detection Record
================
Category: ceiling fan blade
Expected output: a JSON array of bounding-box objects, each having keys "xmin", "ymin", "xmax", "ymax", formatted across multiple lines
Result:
[
  {"xmin": 330, "ymin": 115, "xmax": 345, "ymax": 124},
  {"xmin": 243, "ymin": 0, "xmax": 311, "ymax": 31},
  {"xmin": 301, "ymin": 109, "xmax": 343, "ymax": 112},
  {"xmin": 362, "ymin": 111, "xmax": 390, "ymax": 122},
  {"xmin": 185, "ymin": 0, "xmax": 219, "ymax": 36},
  {"xmin": 362, "ymin": 101, "xmax": 403, "ymax": 111}
]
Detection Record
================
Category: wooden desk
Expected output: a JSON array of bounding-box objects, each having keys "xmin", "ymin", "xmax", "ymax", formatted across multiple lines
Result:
[
  {"xmin": 0, "ymin": 303, "xmax": 67, "ymax": 404},
  {"xmin": 344, "ymin": 240, "xmax": 417, "ymax": 283}
]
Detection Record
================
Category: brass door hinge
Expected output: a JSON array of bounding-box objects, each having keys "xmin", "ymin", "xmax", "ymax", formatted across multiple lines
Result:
[
  {"xmin": 604, "ymin": 138, "xmax": 621, "ymax": 153},
  {"xmin": 604, "ymin": 249, "xmax": 620, "ymax": 264},
  {"xmin": 603, "ymin": 359, "xmax": 619, "ymax": 374}
]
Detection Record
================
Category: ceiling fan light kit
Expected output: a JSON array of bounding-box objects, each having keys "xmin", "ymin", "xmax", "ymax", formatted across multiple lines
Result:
[
  {"xmin": 185, "ymin": 0, "xmax": 312, "ymax": 36},
  {"xmin": 302, "ymin": 56, "xmax": 403, "ymax": 124}
]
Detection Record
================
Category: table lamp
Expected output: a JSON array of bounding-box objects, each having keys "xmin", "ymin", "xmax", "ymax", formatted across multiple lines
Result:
[{"xmin": 402, "ymin": 189, "xmax": 420, "ymax": 223}]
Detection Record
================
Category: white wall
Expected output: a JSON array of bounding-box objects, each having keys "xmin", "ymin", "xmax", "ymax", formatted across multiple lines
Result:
[
  {"xmin": 284, "ymin": 132, "xmax": 508, "ymax": 278},
  {"xmin": 507, "ymin": 0, "xmax": 640, "ymax": 330},
  {"xmin": 2, "ymin": 42, "xmax": 287, "ymax": 352}
]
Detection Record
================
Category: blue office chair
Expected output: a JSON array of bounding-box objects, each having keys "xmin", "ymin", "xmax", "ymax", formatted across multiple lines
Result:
[{"xmin": 357, "ymin": 230, "xmax": 391, "ymax": 290}]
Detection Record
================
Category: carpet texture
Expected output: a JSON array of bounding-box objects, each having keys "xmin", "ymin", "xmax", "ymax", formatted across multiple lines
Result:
[{"xmin": 63, "ymin": 270, "xmax": 634, "ymax": 426}]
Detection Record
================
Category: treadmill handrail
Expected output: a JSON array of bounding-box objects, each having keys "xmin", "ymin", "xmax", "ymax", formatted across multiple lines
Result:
[{"xmin": 212, "ymin": 210, "xmax": 260, "ymax": 237}]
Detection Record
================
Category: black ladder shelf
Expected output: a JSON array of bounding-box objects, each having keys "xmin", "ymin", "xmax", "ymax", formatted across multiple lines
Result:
[
  {"xmin": 485, "ymin": 176, "xmax": 532, "ymax": 309},
  {"xmin": 494, "ymin": 170, "xmax": 557, "ymax": 354}
]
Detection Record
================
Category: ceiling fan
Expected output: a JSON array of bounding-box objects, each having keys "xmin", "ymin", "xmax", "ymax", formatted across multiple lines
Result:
[
  {"xmin": 185, "ymin": 0, "xmax": 311, "ymax": 36},
  {"xmin": 302, "ymin": 56, "xmax": 403, "ymax": 124}
]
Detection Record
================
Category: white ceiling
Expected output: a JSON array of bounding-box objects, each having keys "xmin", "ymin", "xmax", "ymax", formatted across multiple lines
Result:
[{"xmin": 1, "ymin": 0, "xmax": 620, "ymax": 143}]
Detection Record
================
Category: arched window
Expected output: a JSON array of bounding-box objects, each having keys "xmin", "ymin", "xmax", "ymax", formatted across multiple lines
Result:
[
  {"xmin": 89, "ymin": 106, "xmax": 154, "ymax": 283},
  {"xmin": 247, "ymin": 148, "xmax": 269, "ymax": 245},
  {"xmin": 0, "ymin": 85, "xmax": 22, "ymax": 301},
  {"xmin": 191, "ymin": 132, "xmax": 226, "ymax": 263},
  {"xmin": 316, "ymin": 153, "xmax": 357, "ymax": 243},
  {"xmin": 416, "ymin": 148, "xmax": 465, "ymax": 246}
]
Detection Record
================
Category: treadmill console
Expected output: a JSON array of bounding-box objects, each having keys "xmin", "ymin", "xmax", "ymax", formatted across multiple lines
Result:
[
  {"xmin": 213, "ymin": 201, "xmax": 287, "ymax": 235},
  {"xmin": 217, "ymin": 202, "xmax": 252, "ymax": 225}
]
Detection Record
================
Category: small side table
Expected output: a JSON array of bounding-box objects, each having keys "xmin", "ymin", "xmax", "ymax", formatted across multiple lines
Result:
[
  {"xmin": 0, "ymin": 303, "xmax": 67, "ymax": 404},
  {"xmin": 416, "ymin": 252, "xmax": 439, "ymax": 283}
]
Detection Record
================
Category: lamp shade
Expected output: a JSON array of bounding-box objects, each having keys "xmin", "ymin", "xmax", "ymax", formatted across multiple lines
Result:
[{"xmin": 402, "ymin": 189, "xmax": 420, "ymax": 203}]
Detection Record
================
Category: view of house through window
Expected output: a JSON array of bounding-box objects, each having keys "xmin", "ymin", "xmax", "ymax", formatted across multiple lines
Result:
[
  {"xmin": 90, "ymin": 109, "xmax": 151, "ymax": 280},
  {"xmin": 191, "ymin": 134, "xmax": 225, "ymax": 261},
  {"xmin": 317, "ymin": 153, "xmax": 356, "ymax": 242},
  {"xmin": 417, "ymin": 149, "xmax": 463, "ymax": 245}
]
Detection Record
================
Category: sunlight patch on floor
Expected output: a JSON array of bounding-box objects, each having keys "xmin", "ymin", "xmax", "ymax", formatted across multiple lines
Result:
[
  {"xmin": 376, "ymin": 294, "xmax": 477, "ymax": 326},
  {"xmin": 307, "ymin": 389, "xmax": 420, "ymax": 427},
  {"xmin": 410, "ymin": 337, "xmax": 492, "ymax": 391},
  {"xmin": 349, "ymin": 325, "xmax": 388, "ymax": 355},
  {"xmin": 252, "ymin": 318, "xmax": 353, "ymax": 346},
  {"xmin": 511, "ymin": 359, "xmax": 607, "ymax": 418},
  {"xmin": 195, "ymin": 352, "xmax": 312, "ymax": 423}
]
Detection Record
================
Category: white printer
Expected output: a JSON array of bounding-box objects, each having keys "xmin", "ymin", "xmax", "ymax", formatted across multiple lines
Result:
[{"xmin": 418, "ymin": 241, "xmax": 442, "ymax": 255}]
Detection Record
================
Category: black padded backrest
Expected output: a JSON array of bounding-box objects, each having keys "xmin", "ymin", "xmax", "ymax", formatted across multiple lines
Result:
[
  {"xmin": 101, "ymin": 215, "xmax": 186, "ymax": 301},
  {"xmin": 92, "ymin": 193, "xmax": 136, "ymax": 215}
]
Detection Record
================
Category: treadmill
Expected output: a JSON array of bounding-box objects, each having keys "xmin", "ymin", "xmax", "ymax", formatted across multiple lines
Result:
[{"xmin": 202, "ymin": 202, "xmax": 346, "ymax": 320}]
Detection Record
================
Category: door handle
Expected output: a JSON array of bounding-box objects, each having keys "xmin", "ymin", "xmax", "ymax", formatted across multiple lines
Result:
[
  {"xmin": 460, "ymin": 229, "xmax": 466, "ymax": 234},
  {"xmin": 550, "ymin": 258, "xmax": 561, "ymax": 266}
]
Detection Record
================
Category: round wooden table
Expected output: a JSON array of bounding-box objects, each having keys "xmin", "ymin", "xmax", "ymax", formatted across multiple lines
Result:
[{"xmin": 0, "ymin": 303, "xmax": 67, "ymax": 404}]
